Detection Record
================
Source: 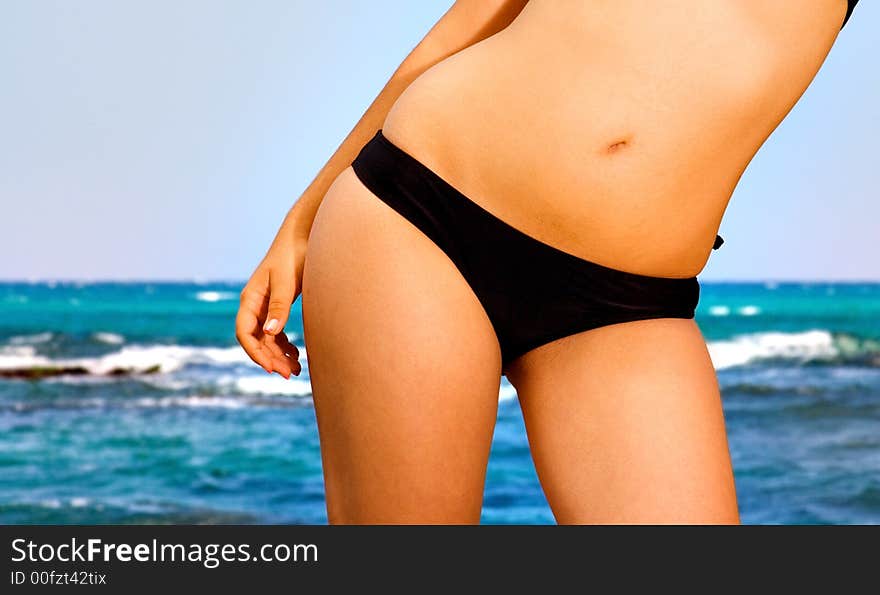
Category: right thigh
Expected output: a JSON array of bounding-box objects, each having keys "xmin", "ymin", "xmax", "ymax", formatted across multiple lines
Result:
[{"xmin": 301, "ymin": 167, "xmax": 502, "ymax": 524}]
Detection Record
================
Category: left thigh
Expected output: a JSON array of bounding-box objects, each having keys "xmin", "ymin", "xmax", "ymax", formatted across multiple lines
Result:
[{"xmin": 505, "ymin": 318, "xmax": 739, "ymax": 524}]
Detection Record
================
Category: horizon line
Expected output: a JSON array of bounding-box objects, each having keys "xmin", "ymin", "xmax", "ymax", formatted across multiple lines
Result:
[{"xmin": 1, "ymin": 277, "xmax": 879, "ymax": 285}]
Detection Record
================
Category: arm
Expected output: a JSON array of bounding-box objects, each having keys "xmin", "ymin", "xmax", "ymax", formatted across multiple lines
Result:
[
  {"xmin": 283, "ymin": 0, "xmax": 531, "ymax": 244},
  {"xmin": 237, "ymin": 0, "xmax": 530, "ymax": 377}
]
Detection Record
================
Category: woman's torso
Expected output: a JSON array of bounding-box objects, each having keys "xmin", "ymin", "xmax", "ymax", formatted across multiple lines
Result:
[{"xmin": 381, "ymin": 0, "xmax": 849, "ymax": 277}]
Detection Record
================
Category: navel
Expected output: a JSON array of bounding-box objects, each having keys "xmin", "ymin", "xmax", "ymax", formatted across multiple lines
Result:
[{"xmin": 604, "ymin": 138, "xmax": 631, "ymax": 154}]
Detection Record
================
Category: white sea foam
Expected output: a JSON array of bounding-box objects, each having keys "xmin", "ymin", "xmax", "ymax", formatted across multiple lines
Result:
[
  {"xmin": 229, "ymin": 375, "xmax": 518, "ymax": 400},
  {"xmin": 136, "ymin": 376, "xmax": 194, "ymax": 391},
  {"xmin": 195, "ymin": 346, "xmax": 254, "ymax": 365},
  {"xmin": 195, "ymin": 291, "xmax": 237, "ymax": 303},
  {"xmin": 213, "ymin": 374, "xmax": 517, "ymax": 401},
  {"xmin": 87, "ymin": 345, "xmax": 199, "ymax": 374},
  {"xmin": 738, "ymin": 305, "xmax": 761, "ymax": 316},
  {"xmin": 42, "ymin": 375, "xmax": 117, "ymax": 386},
  {"xmin": 0, "ymin": 330, "xmax": 854, "ymax": 386},
  {"xmin": 708, "ymin": 305, "xmax": 731, "ymax": 317},
  {"xmin": 0, "ymin": 344, "xmax": 268, "ymax": 375},
  {"xmin": 226, "ymin": 375, "xmax": 313, "ymax": 397},
  {"xmin": 92, "ymin": 332, "xmax": 125, "ymax": 345},
  {"xmin": 8, "ymin": 332, "xmax": 54, "ymax": 345},
  {"xmin": 11, "ymin": 394, "xmax": 290, "ymax": 411},
  {"xmin": 131, "ymin": 395, "xmax": 250, "ymax": 409},
  {"xmin": 706, "ymin": 330, "xmax": 837, "ymax": 370},
  {"xmin": 0, "ymin": 345, "xmax": 52, "ymax": 369},
  {"xmin": 499, "ymin": 382, "xmax": 518, "ymax": 402}
]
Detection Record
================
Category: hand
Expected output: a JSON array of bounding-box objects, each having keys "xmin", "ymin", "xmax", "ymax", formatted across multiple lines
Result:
[{"xmin": 235, "ymin": 235, "xmax": 306, "ymax": 378}]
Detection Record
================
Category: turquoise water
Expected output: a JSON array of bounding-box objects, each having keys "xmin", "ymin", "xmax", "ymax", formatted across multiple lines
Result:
[{"xmin": 1, "ymin": 281, "xmax": 879, "ymax": 524}]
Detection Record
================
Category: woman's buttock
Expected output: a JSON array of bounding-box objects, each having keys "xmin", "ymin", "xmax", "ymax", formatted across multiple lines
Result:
[{"xmin": 381, "ymin": 0, "xmax": 848, "ymax": 277}]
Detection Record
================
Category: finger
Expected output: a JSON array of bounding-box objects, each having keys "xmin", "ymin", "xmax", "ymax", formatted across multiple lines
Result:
[
  {"xmin": 239, "ymin": 330, "xmax": 275, "ymax": 374},
  {"xmin": 262, "ymin": 266, "xmax": 296, "ymax": 336},
  {"xmin": 274, "ymin": 331, "xmax": 300, "ymax": 358},
  {"xmin": 261, "ymin": 335, "xmax": 293, "ymax": 378},
  {"xmin": 235, "ymin": 301, "xmax": 274, "ymax": 373},
  {"xmin": 273, "ymin": 332, "xmax": 303, "ymax": 375}
]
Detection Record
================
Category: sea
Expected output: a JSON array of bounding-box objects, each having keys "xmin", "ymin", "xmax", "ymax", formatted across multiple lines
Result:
[{"xmin": 1, "ymin": 281, "xmax": 878, "ymax": 525}]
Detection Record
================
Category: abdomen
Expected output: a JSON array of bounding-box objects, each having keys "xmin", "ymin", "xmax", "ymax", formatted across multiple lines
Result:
[{"xmin": 381, "ymin": 0, "xmax": 847, "ymax": 277}]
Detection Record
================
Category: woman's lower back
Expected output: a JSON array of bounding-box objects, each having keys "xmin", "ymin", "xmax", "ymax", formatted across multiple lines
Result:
[{"xmin": 381, "ymin": 0, "xmax": 848, "ymax": 277}]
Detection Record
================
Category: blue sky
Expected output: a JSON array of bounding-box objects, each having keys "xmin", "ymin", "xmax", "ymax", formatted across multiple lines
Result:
[{"xmin": 1, "ymin": 1, "xmax": 877, "ymax": 281}]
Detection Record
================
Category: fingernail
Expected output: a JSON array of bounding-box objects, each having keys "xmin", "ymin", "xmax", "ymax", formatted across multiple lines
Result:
[{"xmin": 263, "ymin": 319, "xmax": 278, "ymax": 333}]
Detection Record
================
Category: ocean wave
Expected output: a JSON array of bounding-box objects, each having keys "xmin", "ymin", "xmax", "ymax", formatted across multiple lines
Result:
[
  {"xmin": 718, "ymin": 364, "xmax": 880, "ymax": 397},
  {"xmin": 194, "ymin": 291, "xmax": 238, "ymax": 303},
  {"xmin": 130, "ymin": 395, "xmax": 251, "ymax": 409},
  {"xmin": 707, "ymin": 330, "xmax": 880, "ymax": 370},
  {"xmin": 718, "ymin": 382, "xmax": 868, "ymax": 397},
  {"xmin": 708, "ymin": 330, "xmax": 835, "ymax": 370},
  {"xmin": 0, "ymin": 499, "xmax": 260, "ymax": 524},
  {"xmin": 0, "ymin": 345, "xmax": 52, "ymax": 372},
  {"xmin": 0, "ymin": 344, "xmax": 260, "ymax": 379},
  {"xmin": 220, "ymin": 374, "xmax": 516, "ymax": 401},
  {"xmin": 4, "ymin": 393, "xmax": 308, "ymax": 412},
  {"xmin": 37, "ymin": 497, "xmax": 91, "ymax": 509},
  {"xmin": 92, "ymin": 332, "xmax": 125, "ymax": 345},
  {"xmin": 42, "ymin": 370, "xmax": 517, "ymax": 402},
  {"xmin": 4, "ymin": 379, "xmax": 523, "ymax": 409},
  {"xmin": 8, "ymin": 332, "xmax": 54, "ymax": 345},
  {"xmin": 704, "ymin": 305, "xmax": 760, "ymax": 317},
  {"xmin": 219, "ymin": 374, "xmax": 313, "ymax": 397},
  {"xmin": 2, "ymin": 330, "xmax": 878, "ymax": 383},
  {"xmin": 175, "ymin": 372, "xmax": 511, "ymax": 401}
]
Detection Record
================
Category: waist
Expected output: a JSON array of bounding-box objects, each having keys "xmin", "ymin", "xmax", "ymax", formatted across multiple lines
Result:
[
  {"xmin": 380, "ymin": 0, "xmax": 842, "ymax": 277},
  {"xmin": 382, "ymin": 93, "xmax": 733, "ymax": 277}
]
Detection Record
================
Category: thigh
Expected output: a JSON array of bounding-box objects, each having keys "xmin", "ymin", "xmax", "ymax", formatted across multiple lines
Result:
[
  {"xmin": 301, "ymin": 167, "xmax": 503, "ymax": 524},
  {"xmin": 506, "ymin": 318, "xmax": 739, "ymax": 524}
]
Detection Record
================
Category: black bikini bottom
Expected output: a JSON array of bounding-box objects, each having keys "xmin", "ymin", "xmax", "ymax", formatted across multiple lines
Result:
[{"xmin": 351, "ymin": 129, "xmax": 721, "ymax": 372}]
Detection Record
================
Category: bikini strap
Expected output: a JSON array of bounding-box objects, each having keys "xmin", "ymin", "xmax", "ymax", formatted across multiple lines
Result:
[{"xmin": 713, "ymin": 234, "xmax": 724, "ymax": 250}]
